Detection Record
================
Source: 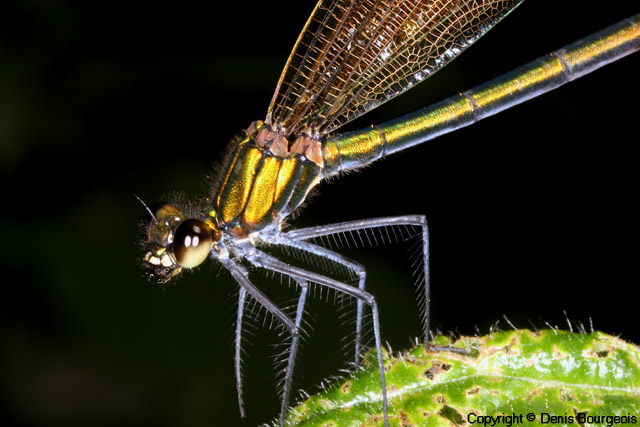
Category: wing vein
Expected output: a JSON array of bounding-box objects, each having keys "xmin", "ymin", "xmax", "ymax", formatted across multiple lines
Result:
[{"xmin": 267, "ymin": 0, "xmax": 523, "ymax": 139}]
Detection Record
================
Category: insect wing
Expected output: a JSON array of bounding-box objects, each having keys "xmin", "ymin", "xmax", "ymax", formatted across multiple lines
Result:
[{"xmin": 266, "ymin": 0, "xmax": 523, "ymax": 138}]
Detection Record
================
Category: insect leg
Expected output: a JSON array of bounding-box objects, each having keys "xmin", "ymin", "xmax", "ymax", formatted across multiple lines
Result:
[
  {"xmin": 279, "ymin": 281, "xmax": 308, "ymax": 427},
  {"xmin": 235, "ymin": 287, "xmax": 247, "ymax": 417},
  {"xmin": 275, "ymin": 237, "xmax": 367, "ymax": 366},
  {"xmin": 221, "ymin": 257, "xmax": 300, "ymax": 424},
  {"xmin": 221, "ymin": 258, "xmax": 297, "ymax": 334},
  {"xmin": 283, "ymin": 215, "xmax": 432, "ymax": 345},
  {"xmin": 245, "ymin": 249, "xmax": 390, "ymax": 427}
]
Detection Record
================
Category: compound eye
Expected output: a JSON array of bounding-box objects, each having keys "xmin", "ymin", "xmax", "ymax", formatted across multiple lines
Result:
[{"xmin": 173, "ymin": 219, "xmax": 213, "ymax": 268}]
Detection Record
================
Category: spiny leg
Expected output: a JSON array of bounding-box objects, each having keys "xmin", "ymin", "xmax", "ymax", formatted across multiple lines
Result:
[
  {"xmin": 283, "ymin": 215, "xmax": 432, "ymax": 345},
  {"xmin": 279, "ymin": 281, "xmax": 308, "ymax": 427},
  {"xmin": 246, "ymin": 249, "xmax": 390, "ymax": 427},
  {"xmin": 235, "ymin": 287, "xmax": 247, "ymax": 417},
  {"xmin": 276, "ymin": 237, "xmax": 367, "ymax": 366},
  {"xmin": 221, "ymin": 257, "xmax": 301, "ymax": 423},
  {"xmin": 221, "ymin": 258, "xmax": 297, "ymax": 333}
]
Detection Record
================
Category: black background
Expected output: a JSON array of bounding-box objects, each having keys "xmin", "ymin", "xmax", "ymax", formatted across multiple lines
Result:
[{"xmin": 1, "ymin": 1, "xmax": 638, "ymax": 426}]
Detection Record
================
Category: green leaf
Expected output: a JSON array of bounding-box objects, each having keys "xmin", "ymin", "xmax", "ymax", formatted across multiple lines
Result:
[{"xmin": 280, "ymin": 330, "xmax": 640, "ymax": 426}]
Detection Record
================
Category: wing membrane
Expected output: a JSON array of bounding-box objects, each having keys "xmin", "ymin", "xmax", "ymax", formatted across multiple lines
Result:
[{"xmin": 266, "ymin": 0, "xmax": 523, "ymax": 138}]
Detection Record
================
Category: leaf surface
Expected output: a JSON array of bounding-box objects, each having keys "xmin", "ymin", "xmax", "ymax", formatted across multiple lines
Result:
[{"xmin": 280, "ymin": 330, "xmax": 640, "ymax": 426}]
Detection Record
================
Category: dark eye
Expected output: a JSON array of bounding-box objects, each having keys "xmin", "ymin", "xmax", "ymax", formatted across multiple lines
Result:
[{"xmin": 173, "ymin": 219, "xmax": 213, "ymax": 268}]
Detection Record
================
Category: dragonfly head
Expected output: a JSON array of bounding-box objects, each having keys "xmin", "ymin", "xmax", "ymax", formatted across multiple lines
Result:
[{"xmin": 140, "ymin": 202, "xmax": 221, "ymax": 283}]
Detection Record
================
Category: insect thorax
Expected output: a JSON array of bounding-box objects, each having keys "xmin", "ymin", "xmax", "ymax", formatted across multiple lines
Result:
[{"xmin": 215, "ymin": 121, "xmax": 324, "ymax": 239}]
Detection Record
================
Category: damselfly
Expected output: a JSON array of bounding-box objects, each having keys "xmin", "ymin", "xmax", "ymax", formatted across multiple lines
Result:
[{"xmin": 139, "ymin": 1, "xmax": 639, "ymax": 426}]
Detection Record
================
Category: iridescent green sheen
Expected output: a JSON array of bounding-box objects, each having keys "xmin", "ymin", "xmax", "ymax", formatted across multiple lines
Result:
[
  {"xmin": 272, "ymin": 157, "xmax": 304, "ymax": 218},
  {"xmin": 216, "ymin": 137, "xmax": 322, "ymax": 237},
  {"xmin": 322, "ymin": 14, "xmax": 640, "ymax": 178},
  {"xmin": 281, "ymin": 158, "xmax": 321, "ymax": 217},
  {"xmin": 243, "ymin": 156, "xmax": 281, "ymax": 229}
]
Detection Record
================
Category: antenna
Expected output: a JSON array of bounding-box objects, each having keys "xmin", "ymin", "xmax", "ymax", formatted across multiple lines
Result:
[{"xmin": 134, "ymin": 194, "xmax": 158, "ymax": 224}]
